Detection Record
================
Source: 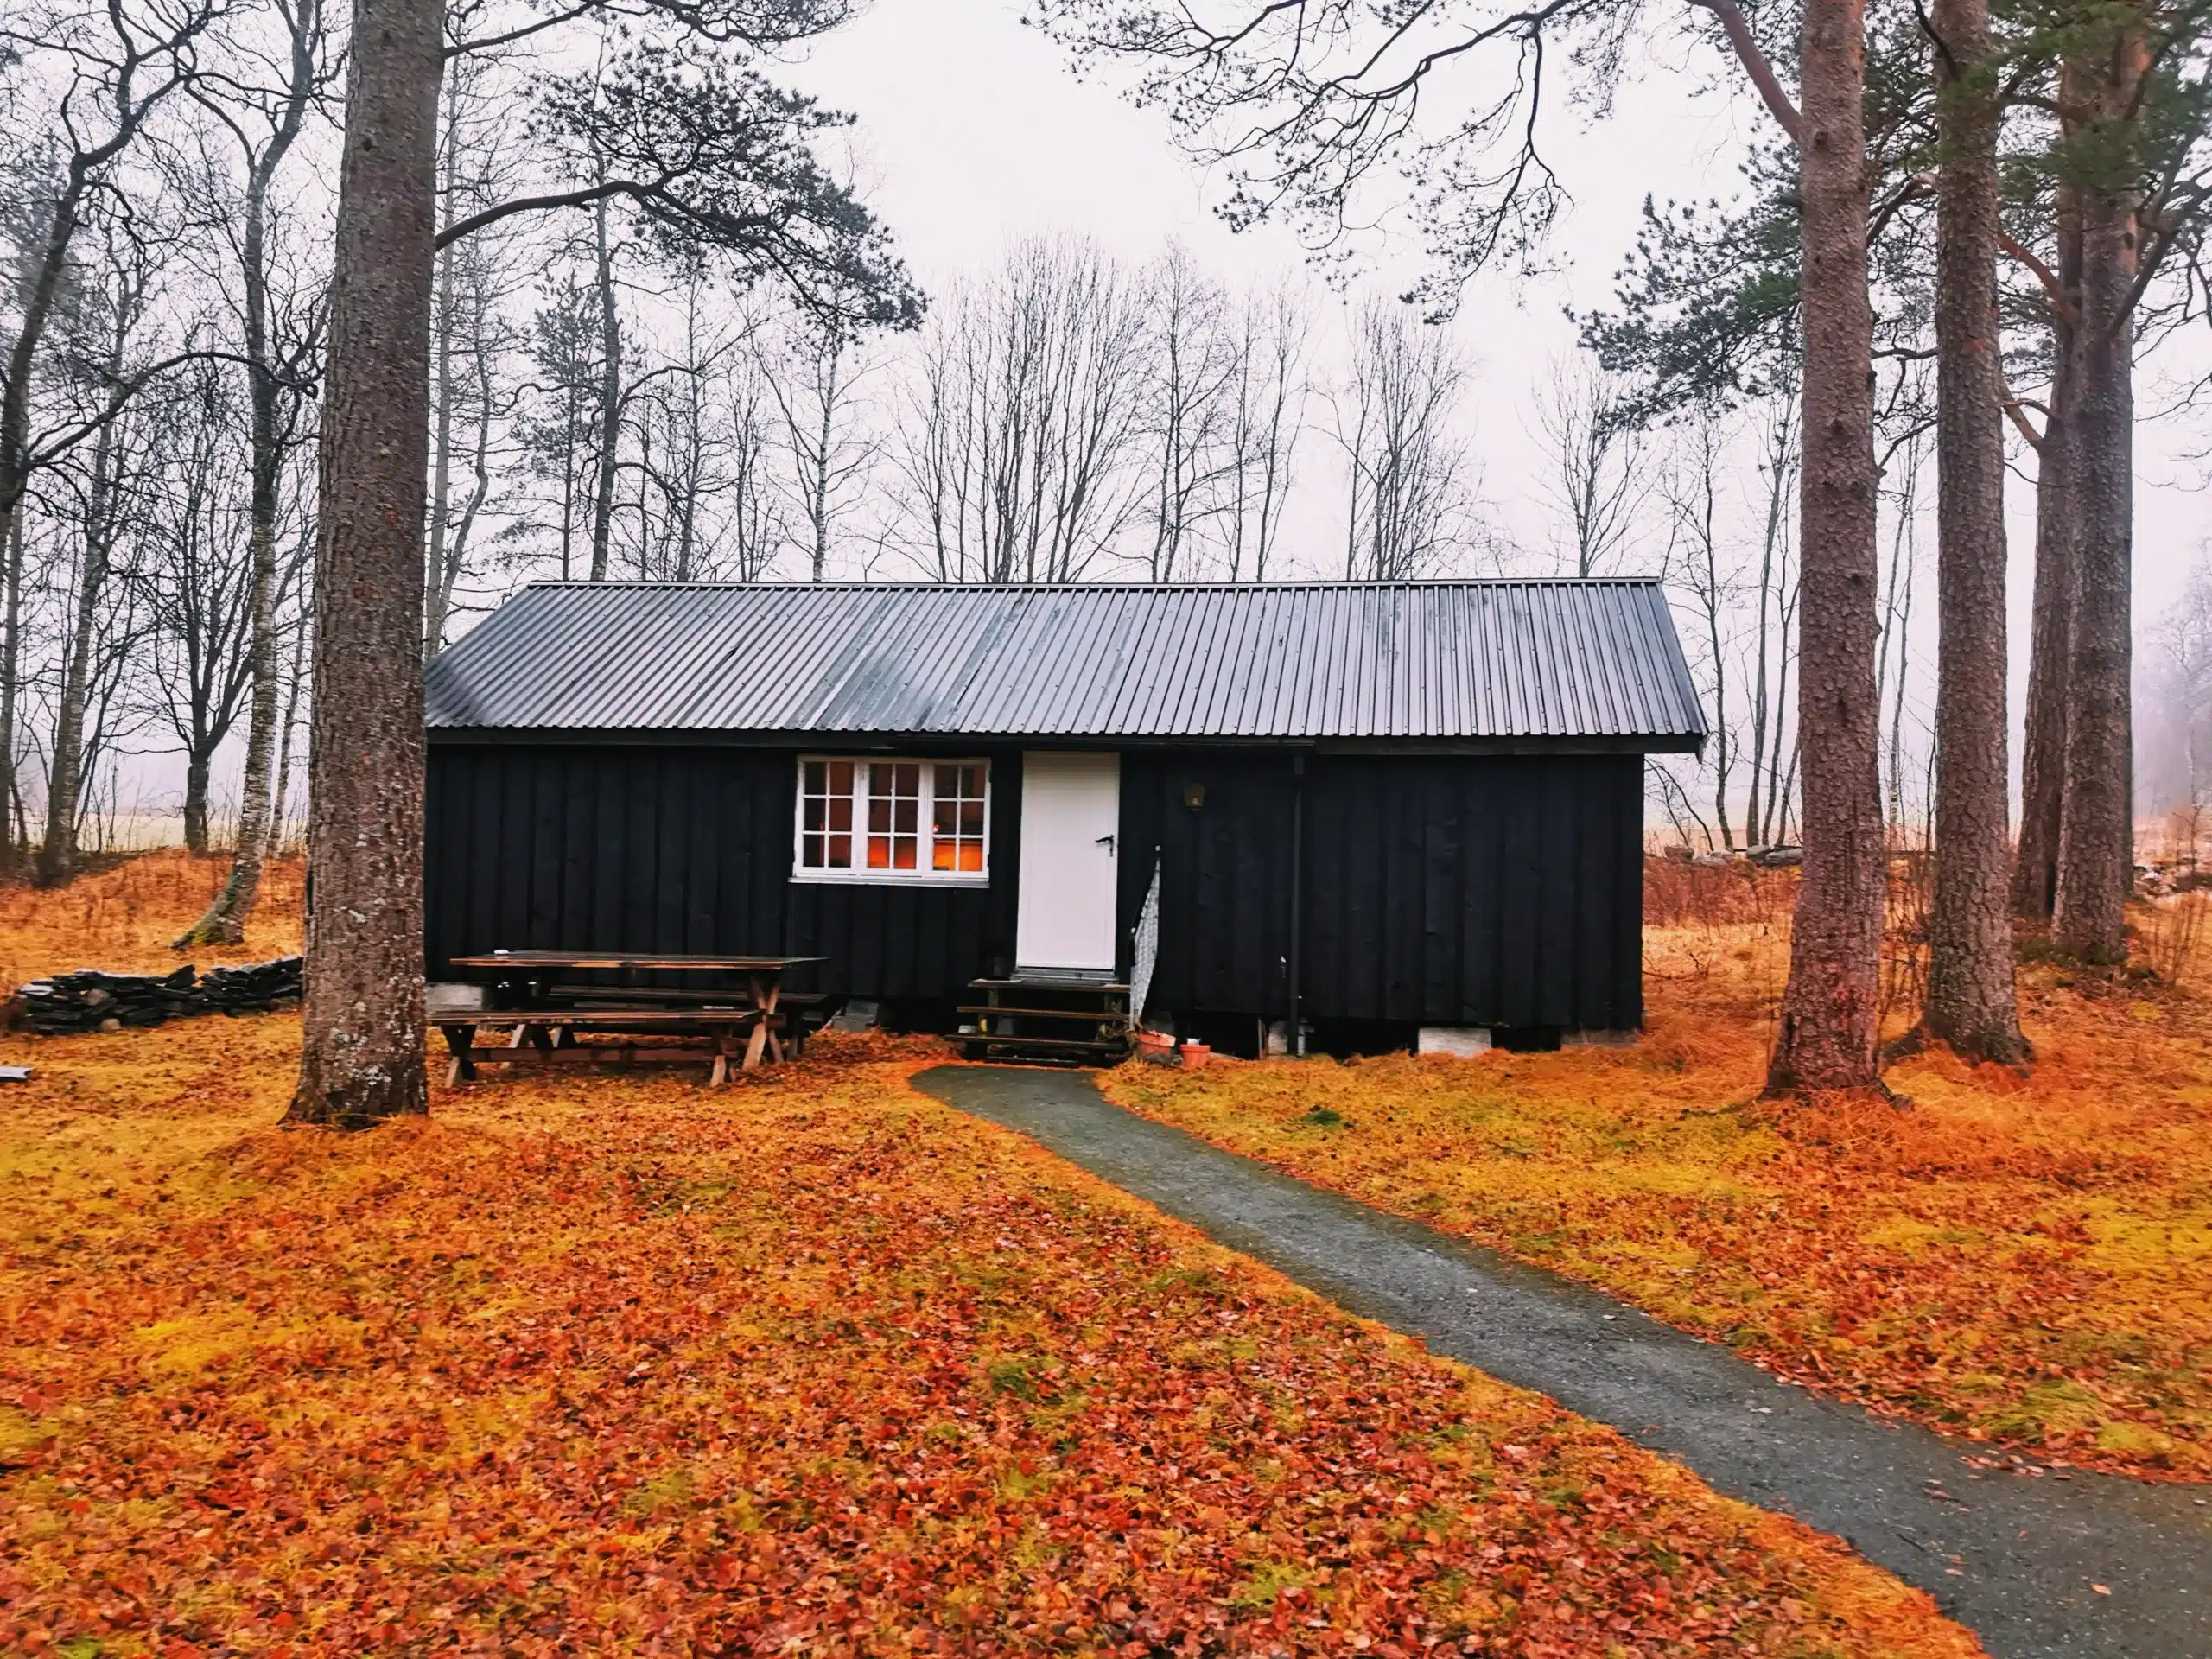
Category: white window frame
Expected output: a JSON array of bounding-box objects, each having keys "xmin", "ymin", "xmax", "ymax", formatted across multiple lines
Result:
[{"xmin": 791, "ymin": 756, "xmax": 992, "ymax": 887}]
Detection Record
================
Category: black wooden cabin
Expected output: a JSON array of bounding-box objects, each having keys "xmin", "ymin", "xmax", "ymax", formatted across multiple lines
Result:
[{"xmin": 423, "ymin": 580, "xmax": 1706, "ymax": 1053}]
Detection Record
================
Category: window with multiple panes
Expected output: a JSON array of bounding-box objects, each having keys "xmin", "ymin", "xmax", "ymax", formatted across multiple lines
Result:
[{"xmin": 796, "ymin": 759, "xmax": 990, "ymax": 883}]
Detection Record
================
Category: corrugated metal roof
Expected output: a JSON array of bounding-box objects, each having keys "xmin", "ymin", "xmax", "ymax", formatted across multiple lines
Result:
[{"xmin": 423, "ymin": 581, "xmax": 1708, "ymax": 747}]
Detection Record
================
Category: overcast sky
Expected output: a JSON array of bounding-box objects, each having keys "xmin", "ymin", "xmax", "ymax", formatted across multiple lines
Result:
[
  {"xmin": 105, "ymin": 0, "xmax": 2212, "ymax": 830},
  {"xmin": 788, "ymin": 0, "xmax": 2211, "ymax": 626}
]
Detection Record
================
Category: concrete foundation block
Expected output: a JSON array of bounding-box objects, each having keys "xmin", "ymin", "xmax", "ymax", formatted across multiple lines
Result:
[
  {"xmin": 426, "ymin": 982, "xmax": 484, "ymax": 1017},
  {"xmin": 828, "ymin": 997, "xmax": 879, "ymax": 1033},
  {"xmin": 1417, "ymin": 1026, "xmax": 1493, "ymax": 1058}
]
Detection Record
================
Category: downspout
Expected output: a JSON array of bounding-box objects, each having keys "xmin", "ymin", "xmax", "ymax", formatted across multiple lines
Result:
[{"xmin": 1288, "ymin": 752, "xmax": 1305, "ymax": 1057}]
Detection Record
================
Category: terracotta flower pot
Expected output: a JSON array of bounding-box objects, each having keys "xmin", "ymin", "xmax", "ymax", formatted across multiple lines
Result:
[
  {"xmin": 1136, "ymin": 1029, "xmax": 1177, "ymax": 1065},
  {"xmin": 1179, "ymin": 1041, "xmax": 1211, "ymax": 1070}
]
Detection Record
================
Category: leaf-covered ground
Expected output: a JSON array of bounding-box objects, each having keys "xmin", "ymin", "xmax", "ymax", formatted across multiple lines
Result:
[
  {"xmin": 0, "ymin": 850, "xmax": 308, "ymax": 988},
  {"xmin": 1106, "ymin": 905, "xmax": 2212, "ymax": 1484},
  {"xmin": 0, "ymin": 856, "xmax": 1983, "ymax": 1656}
]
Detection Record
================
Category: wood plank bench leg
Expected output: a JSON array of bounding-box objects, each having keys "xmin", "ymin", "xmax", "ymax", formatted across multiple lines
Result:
[
  {"xmin": 744, "ymin": 975, "xmax": 779, "ymax": 1071},
  {"xmin": 440, "ymin": 1024, "xmax": 478, "ymax": 1086}
]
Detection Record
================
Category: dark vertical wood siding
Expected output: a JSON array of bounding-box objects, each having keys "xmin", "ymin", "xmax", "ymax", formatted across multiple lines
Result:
[
  {"xmin": 1119, "ymin": 753, "xmax": 1296, "ymax": 1017},
  {"xmin": 1115, "ymin": 750, "xmax": 1642, "ymax": 1030},
  {"xmin": 428, "ymin": 741, "xmax": 1643, "ymax": 1030},
  {"xmin": 1295, "ymin": 753, "xmax": 1643, "ymax": 1029},
  {"xmin": 425, "ymin": 744, "xmax": 1020, "ymax": 999}
]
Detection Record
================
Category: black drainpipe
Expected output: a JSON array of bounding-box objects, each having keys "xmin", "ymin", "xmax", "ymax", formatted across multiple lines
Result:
[{"xmin": 1288, "ymin": 752, "xmax": 1305, "ymax": 1057}]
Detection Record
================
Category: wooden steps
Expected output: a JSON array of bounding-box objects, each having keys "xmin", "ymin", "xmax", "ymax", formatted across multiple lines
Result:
[{"xmin": 960, "ymin": 979, "xmax": 1133, "ymax": 1067}]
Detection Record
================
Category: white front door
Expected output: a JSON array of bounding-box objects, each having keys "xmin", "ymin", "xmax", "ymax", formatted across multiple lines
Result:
[{"xmin": 1016, "ymin": 752, "xmax": 1120, "ymax": 976}]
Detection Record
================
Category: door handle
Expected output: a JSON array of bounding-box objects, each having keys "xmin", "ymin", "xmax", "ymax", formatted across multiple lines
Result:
[{"xmin": 1096, "ymin": 834, "xmax": 1116, "ymax": 855}]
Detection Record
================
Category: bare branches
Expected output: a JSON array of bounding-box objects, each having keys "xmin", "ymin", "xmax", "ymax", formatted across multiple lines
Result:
[
  {"xmin": 1685, "ymin": 0, "xmax": 1802, "ymax": 140},
  {"xmin": 1030, "ymin": 0, "xmax": 1608, "ymax": 298},
  {"xmin": 1535, "ymin": 351, "xmax": 1651, "ymax": 577},
  {"xmin": 885, "ymin": 237, "xmax": 1151, "ymax": 583},
  {"xmin": 1331, "ymin": 299, "xmax": 1491, "ymax": 579},
  {"xmin": 1999, "ymin": 229, "xmax": 2080, "ymax": 327}
]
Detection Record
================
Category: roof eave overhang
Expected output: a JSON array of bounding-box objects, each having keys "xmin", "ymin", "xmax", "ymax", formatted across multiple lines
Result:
[{"xmin": 425, "ymin": 725, "xmax": 1707, "ymax": 757}]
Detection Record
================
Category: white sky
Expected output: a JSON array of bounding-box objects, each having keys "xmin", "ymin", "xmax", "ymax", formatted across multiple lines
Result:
[{"xmin": 787, "ymin": 0, "xmax": 2210, "ymax": 614}]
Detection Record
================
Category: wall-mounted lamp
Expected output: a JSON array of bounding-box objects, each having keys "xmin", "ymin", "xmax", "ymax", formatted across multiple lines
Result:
[{"xmin": 1182, "ymin": 783, "xmax": 1207, "ymax": 811}]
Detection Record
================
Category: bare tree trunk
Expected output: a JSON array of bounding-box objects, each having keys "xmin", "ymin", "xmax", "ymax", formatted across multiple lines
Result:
[
  {"xmin": 1673, "ymin": 420, "xmax": 1733, "ymax": 846},
  {"xmin": 0, "ymin": 510, "xmax": 21, "ymax": 874},
  {"xmin": 2012, "ymin": 315, "xmax": 2075, "ymax": 919},
  {"xmin": 1922, "ymin": 0, "xmax": 2028, "ymax": 1061},
  {"xmin": 283, "ymin": 0, "xmax": 440, "ymax": 1130},
  {"xmin": 425, "ymin": 284, "xmax": 493, "ymax": 654},
  {"xmin": 423, "ymin": 215, "xmax": 459, "ymax": 652},
  {"xmin": 181, "ymin": 750, "xmax": 213, "ymax": 853},
  {"xmin": 268, "ymin": 616, "xmax": 306, "ymax": 855},
  {"xmin": 1767, "ymin": 0, "xmax": 1887, "ymax": 1095},
  {"xmin": 174, "ymin": 476, "xmax": 278, "ymax": 939},
  {"xmin": 1243, "ymin": 295, "xmax": 1301, "ymax": 582},
  {"xmin": 1740, "ymin": 397, "xmax": 1795, "ymax": 850},
  {"xmin": 1876, "ymin": 440, "xmax": 1918, "ymax": 832},
  {"xmin": 588, "ymin": 194, "xmax": 620, "ymax": 582},
  {"xmin": 176, "ymin": 0, "xmax": 316, "ymax": 947},
  {"xmin": 38, "ymin": 416, "xmax": 120, "ymax": 887},
  {"xmin": 2053, "ymin": 36, "xmax": 2141, "ymax": 964},
  {"xmin": 0, "ymin": 168, "xmax": 99, "ymax": 688},
  {"xmin": 810, "ymin": 353, "xmax": 836, "ymax": 580}
]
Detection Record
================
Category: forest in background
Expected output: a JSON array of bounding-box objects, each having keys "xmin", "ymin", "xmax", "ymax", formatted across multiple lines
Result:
[{"xmin": 3, "ymin": 0, "xmax": 2211, "ymax": 892}]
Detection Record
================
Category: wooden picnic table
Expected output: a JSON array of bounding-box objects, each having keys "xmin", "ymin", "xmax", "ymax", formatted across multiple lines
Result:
[{"xmin": 446, "ymin": 951, "xmax": 823, "ymax": 1083}]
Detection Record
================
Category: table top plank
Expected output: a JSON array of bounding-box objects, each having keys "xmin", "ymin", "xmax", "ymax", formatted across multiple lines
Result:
[
  {"xmin": 442, "ymin": 1009, "xmax": 772, "ymax": 1026},
  {"xmin": 450, "ymin": 952, "xmax": 823, "ymax": 972}
]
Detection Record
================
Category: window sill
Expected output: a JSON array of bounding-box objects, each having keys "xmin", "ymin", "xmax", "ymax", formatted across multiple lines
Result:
[{"xmin": 791, "ymin": 869, "xmax": 989, "ymax": 890}]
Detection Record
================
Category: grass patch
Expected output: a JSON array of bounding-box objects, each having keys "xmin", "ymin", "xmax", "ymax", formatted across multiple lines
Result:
[{"xmin": 1104, "ymin": 905, "xmax": 2212, "ymax": 1480}]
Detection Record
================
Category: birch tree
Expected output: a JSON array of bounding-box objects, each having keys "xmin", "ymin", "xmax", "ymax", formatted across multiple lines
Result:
[
  {"xmin": 887, "ymin": 238, "xmax": 1148, "ymax": 582},
  {"xmin": 0, "ymin": 0, "xmax": 220, "ymax": 872},
  {"xmin": 1332, "ymin": 301, "xmax": 1484, "ymax": 582},
  {"xmin": 1218, "ymin": 282, "xmax": 1306, "ymax": 581},
  {"xmin": 141, "ymin": 367, "xmax": 255, "ymax": 853},
  {"xmin": 175, "ymin": 0, "xmax": 329, "ymax": 944},
  {"xmin": 1536, "ymin": 353, "xmax": 1649, "ymax": 577},
  {"xmin": 765, "ymin": 308, "xmax": 874, "ymax": 581},
  {"xmin": 37, "ymin": 215, "xmax": 172, "ymax": 885},
  {"xmin": 1141, "ymin": 244, "xmax": 1236, "ymax": 582}
]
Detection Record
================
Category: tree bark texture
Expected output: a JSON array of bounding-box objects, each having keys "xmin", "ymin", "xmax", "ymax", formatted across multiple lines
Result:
[
  {"xmin": 268, "ymin": 614, "xmax": 308, "ymax": 854},
  {"xmin": 181, "ymin": 752, "xmax": 212, "ymax": 854},
  {"xmin": 37, "ymin": 416, "xmax": 119, "ymax": 887},
  {"xmin": 177, "ymin": 7, "xmax": 315, "ymax": 949},
  {"xmin": 588, "ymin": 196, "xmax": 620, "ymax": 582},
  {"xmin": 2012, "ymin": 302, "xmax": 2077, "ymax": 920},
  {"xmin": 283, "ymin": 0, "xmax": 440, "ymax": 1130},
  {"xmin": 423, "ymin": 232, "xmax": 458, "ymax": 654},
  {"xmin": 0, "ymin": 511, "xmax": 22, "ymax": 871},
  {"xmin": 1922, "ymin": 0, "xmax": 2027, "ymax": 1062},
  {"xmin": 2052, "ymin": 36, "xmax": 2141, "ymax": 964},
  {"xmin": 1767, "ymin": 0, "xmax": 1888, "ymax": 1095}
]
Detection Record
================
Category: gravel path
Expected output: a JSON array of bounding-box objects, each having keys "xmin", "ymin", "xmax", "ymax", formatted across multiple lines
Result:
[{"xmin": 914, "ymin": 1065, "xmax": 2212, "ymax": 1659}]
